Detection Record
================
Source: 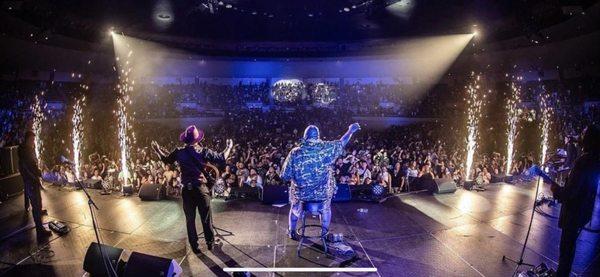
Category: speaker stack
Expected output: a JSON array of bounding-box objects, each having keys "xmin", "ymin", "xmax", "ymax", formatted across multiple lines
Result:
[
  {"xmin": 83, "ymin": 179, "xmax": 104, "ymax": 189},
  {"xmin": 0, "ymin": 146, "xmax": 23, "ymax": 200},
  {"xmin": 138, "ymin": 183, "xmax": 165, "ymax": 201},
  {"xmin": 0, "ymin": 146, "xmax": 19, "ymax": 176},
  {"xmin": 491, "ymin": 174, "xmax": 514, "ymax": 184},
  {"xmin": 83, "ymin": 242, "xmax": 182, "ymax": 277},
  {"xmin": 428, "ymin": 178, "xmax": 457, "ymax": 194}
]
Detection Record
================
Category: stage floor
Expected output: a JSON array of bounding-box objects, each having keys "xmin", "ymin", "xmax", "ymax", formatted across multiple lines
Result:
[{"xmin": 1, "ymin": 181, "xmax": 599, "ymax": 277}]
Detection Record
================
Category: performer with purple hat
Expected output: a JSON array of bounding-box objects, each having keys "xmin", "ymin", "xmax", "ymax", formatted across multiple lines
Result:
[{"xmin": 151, "ymin": 125, "xmax": 233, "ymax": 255}]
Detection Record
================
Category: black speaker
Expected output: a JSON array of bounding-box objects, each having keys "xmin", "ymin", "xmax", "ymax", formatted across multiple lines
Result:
[
  {"xmin": 491, "ymin": 174, "xmax": 514, "ymax": 184},
  {"xmin": 430, "ymin": 178, "xmax": 457, "ymax": 194},
  {"xmin": 463, "ymin": 180, "xmax": 477, "ymax": 190},
  {"xmin": 0, "ymin": 173, "xmax": 24, "ymax": 200},
  {"xmin": 83, "ymin": 242, "xmax": 125, "ymax": 277},
  {"xmin": 83, "ymin": 179, "xmax": 103, "ymax": 189},
  {"xmin": 261, "ymin": 185, "xmax": 288, "ymax": 204},
  {"xmin": 333, "ymin": 184, "xmax": 351, "ymax": 202},
  {"xmin": 0, "ymin": 146, "xmax": 19, "ymax": 176},
  {"xmin": 122, "ymin": 251, "xmax": 181, "ymax": 277},
  {"xmin": 411, "ymin": 176, "xmax": 433, "ymax": 191},
  {"xmin": 138, "ymin": 183, "xmax": 165, "ymax": 201}
]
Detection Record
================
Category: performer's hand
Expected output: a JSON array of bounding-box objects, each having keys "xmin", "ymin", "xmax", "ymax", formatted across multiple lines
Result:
[{"xmin": 348, "ymin": 123, "xmax": 361, "ymax": 133}]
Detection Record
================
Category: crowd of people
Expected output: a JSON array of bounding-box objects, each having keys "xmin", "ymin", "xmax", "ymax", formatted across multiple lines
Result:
[
  {"xmin": 33, "ymin": 109, "xmax": 555, "ymax": 200},
  {"xmin": 128, "ymin": 81, "xmax": 459, "ymax": 119},
  {"xmin": 1, "ymin": 76, "xmax": 599, "ymax": 200}
]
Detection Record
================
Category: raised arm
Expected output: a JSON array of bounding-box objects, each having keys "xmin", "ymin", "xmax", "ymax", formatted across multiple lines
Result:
[
  {"xmin": 151, "ymin": 141, "xmax": 175, "ymax": 164},
  {"xmin": 223, "ymin": 139, "xmax": 233, "ymax": 160},
  {"xmin": 339, "ymin": 123, "xmax": 361, "ymax": 147}
]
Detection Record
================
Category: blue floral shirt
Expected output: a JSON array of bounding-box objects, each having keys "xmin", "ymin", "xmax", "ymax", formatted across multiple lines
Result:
[{"xmin": 281, "ymin": 139, "xmax": 344, "ymax": 202}]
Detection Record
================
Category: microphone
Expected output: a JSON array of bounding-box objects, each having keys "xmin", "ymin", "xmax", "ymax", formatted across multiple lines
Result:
[{"xmin": 524, "ymin": 165, "xmax": 560, "ymax": 187}]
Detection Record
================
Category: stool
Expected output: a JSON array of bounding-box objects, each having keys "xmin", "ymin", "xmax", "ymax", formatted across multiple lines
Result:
[{"xmin": 296, "ymin": 200, "xmax": 329, "ymax": 256}]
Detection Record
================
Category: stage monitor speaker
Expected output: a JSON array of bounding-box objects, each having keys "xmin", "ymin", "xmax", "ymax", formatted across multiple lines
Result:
[
  {"xmin": 83, "ymin": 242, "xmax": 126, "ymax": 277},
  {"xmin": 333, "ymin": 184, "xmax": 351, "ymax": 202},
  {"xmin": 491, "ymin": 174, "xmax": 514, "ymax": 184},
  {"xmin": 83, "ymin": 179, "xmax": 103, "ymax": 189},
  {"xmin": 411, "ymin": 176, "xmax": 436, "ymax": 191},
  {"xmin": 122, "ymin": 251, "xmax": 182, "ymax": 277},
  {"xmin": 463, "ymin": 180, "xmax": 476, "ymax": 190},
  {"xmin": 430, "ymin": 178, "xmax": 457, "ymax": 194},
  {"xmin": 138, "ymin": 183, "xmax": 164, "ymax": 201},
  {"xmin": 0, "ymin": 173, "xmax": 24, "ymax": 201},
  {"xmin": 261, "ymin": 185, "xmax": 288, "ymax": 204},
  {"xmin": 0, "ymin": 146, "xmax": 19, "ymax": 176}
]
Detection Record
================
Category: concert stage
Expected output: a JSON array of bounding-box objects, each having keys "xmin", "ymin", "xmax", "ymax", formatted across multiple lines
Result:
[{"xmin": 1, "ymin": 181, "xmax": 599, "ymax": 277}]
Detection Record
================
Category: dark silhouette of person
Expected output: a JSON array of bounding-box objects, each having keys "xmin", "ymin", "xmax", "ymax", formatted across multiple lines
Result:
[
  {"xmin": 551, "ymin": 124, "xmax": 600, "ymax": 276},
  {"xmin": 18, "ymin": 131, "xmax": 51, "ymax": 236}
]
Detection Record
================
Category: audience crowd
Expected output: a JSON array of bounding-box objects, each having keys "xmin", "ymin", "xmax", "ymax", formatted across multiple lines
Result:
[{"xmin": 1, "ymin": 76, "xmax": 599, "ymax": 200}]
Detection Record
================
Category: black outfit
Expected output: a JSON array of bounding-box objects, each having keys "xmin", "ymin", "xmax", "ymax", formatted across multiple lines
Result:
[
  {"xmin": 552, "ymin": 153, "xmax": 600, "ymax": 276},
  {"xmin": 18, "ymin": 144, "xmax": 44, "ymax": 230},
  {"xmin": 565, "ymin": 141, "xmax": 578, "ymax": 168},
  {"xmin": 160, "ymin": 145, "xmax": 225, "ymax": 249},
  {"xmin": 392, "ymin": 169, "xmax": 403, "ymax": 188}
]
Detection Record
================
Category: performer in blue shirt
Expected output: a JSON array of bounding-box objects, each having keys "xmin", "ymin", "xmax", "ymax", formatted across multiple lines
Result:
[{"xmin": 281, "ymin": 123, "xmax": 360, "ymax": 240}]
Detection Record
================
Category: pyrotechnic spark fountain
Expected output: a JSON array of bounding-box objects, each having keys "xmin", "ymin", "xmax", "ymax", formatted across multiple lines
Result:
[
  {"xmin": 115, "ymin": 47, "xmax": 135, "ymax": 188},
  {"xmin": 539, "ymin": 91, "xmax": 552, "ymax": 165},
  {"xmin": 464, "ymin": 72, "xmax": 484, "ymax": 180},
  {"xmin": 505, "ymin": 77, "xmax": 522, "ymax": 175},
  {"xmin": 72, "ymin": 97, "xmax": 85, "ymax": 179},
  {"xmin": 31, "ymin": 94, "xmax": 45, "ymax": 165}
]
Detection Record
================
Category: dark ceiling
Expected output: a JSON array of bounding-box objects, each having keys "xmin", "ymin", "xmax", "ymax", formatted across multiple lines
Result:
[{"xmin": 4, "ymin": 0, "xmax": 596, "ymax": 43}]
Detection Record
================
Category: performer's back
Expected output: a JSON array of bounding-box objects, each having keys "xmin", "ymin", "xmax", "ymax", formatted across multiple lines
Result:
[{"xmin": 282, "ymin": 139, "xmax": 343, "ymax": 201}]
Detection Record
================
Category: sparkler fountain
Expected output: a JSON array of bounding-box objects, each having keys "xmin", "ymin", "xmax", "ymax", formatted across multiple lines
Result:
[
  {"xmin": 539, "ymin": 91, "xmax": 552, "ymax": 165},
  {"xmin": 115, "ymin": 49, "xmax": 135, "ymax": 191},
  {"xmin": 31, "ymin": 94, "xmax": 45, "ymax": 166},
  {"xmin": 71, "ymin": 97, "xmax": 85, "ymax": 179},
  {"xmin": 464, "ymin": 72, "xmax": 484, "ymax": 180},
  {"xmin": 505, "ymin": 77, "xmax": 522, "ymax": 175}
]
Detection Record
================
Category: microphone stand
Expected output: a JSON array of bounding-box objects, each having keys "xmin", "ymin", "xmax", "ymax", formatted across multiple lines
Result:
[
  {"xmin": 74, "ymin": 175, "xmax": 115, "ymax": 277},
  {"xmin": 502, "ymin": 164, "xmax": 555, "ymax": 276}
]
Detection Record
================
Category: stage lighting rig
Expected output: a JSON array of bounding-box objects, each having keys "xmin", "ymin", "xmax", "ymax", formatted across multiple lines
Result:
[
  {"xmin": 471, "ymin": 24, "xmax": 481, "ymax": 39},
  {"xmin": 199, "ymin": 0, "xmax": 221, "ymax": 14},
  {"xmin": 385, "ymin": 0, "xmax": 415, "ymax": 19}
]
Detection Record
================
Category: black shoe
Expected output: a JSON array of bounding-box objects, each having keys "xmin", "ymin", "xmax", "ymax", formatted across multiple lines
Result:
[
  {"xmin": 207, "ymin": 242, "xmax": 214, "ymax": 251},
  {"xmin": 36, "ymin": 226, "xmax": 52, "ymax": 237},
  {"xmin": 190, "ymin": 245, "xmax": 201, "ymax": 255}
]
